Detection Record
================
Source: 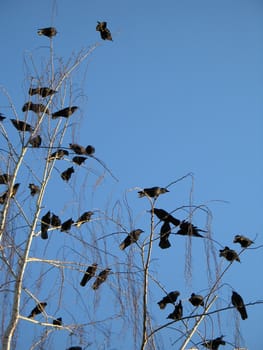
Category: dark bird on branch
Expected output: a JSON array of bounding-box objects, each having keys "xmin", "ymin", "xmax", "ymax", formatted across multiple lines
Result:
[
  {"xmin": 51, "ymin": 214, "xmax": 61, "ymax": 228},
  {"xmin": 47, "ymin": 149, "xmax": 69, "ymax": 162},
  {"xmin": 37, "ymin": 27, "xmax": 57, "ymax": 38},
  {"xmin": 72, "ymin": 156, "xmax": 87, "ymax": 166},
  {"xmin": 61, "ymin": 167, "xmax": 74, "ymax": 181},
  {"xmin": 80, "ymin": 263, "xmax": 98, "ymax": 287},
  {"xmin": 41, "ymin": 211, "xmax": 51, "ymax": 239},
  {"xmin": 119, "ymin": 229, "xmax": 144, "ymax": 250},
  {"xmin": 85, "ymin": 145, "xmax": 95, "ymax": 155},
  {"xmin": 10, "ymin": 183, "xmax": 20, "ymax": 198},
  {"xmin": 202, "ymin": 335, "xmax": 226, "ymax": 349},
  {"xmin": 158, "ymin": 291, "xmax": 180, "ymax": 309},
  {"xmin": 138, "ymin": 187, "xmax": 169, "ymax": 199},
  {"xmin": 219, "ymin": 246, "xmax": 240, "ymax": 263},
  {"xmin": 52, "ymin": 106, "xmax": 78, "ymax": 119},
  {"xmin": 0, "ymin": 113, "xmax": 6, "ymax": 121},
  {"xmin": 61, "ymin": 218, "xmax": 74, "ymax": 232},
  {"xmin": 0, "ymin": 184, "xmax": 18, "ymax": 204},
  {"xmin": 92, "ymin": 268, "xmax": 111, "ymax": 290},
  {"xmin": 233, "ymin": 234, "xmax": 253, "ymax": 248},
  {"xmin": 153, "ymin": 208, "xmax": 180, "ymax": 226},
  {"xmin": 231, "ymin": 291, "xmax": 248, "ymax": 320},
  {"xmin": 53, "ymin": 317, "xmax": 62, "ymax": 326},
  {"xmin": 176, "ymin": 220, "xmax": 205, "ymax": 237},
  {"xmin": 189, "ymin": 293, "xmax": 204, "ymax": 307},
  {"xmin": 28, "ymin": 183, "xmax": 40, "ymax": 196},
  {"xmin": 167, "ymin": 300, "xmax": 183, "ymax": 321},
  {"xmin": 11, "ymin": 119, "xmax": 33, "ymax": 132},
  {"xmin": 28, "ymin": 87, "xmax": 57, "ymax": 98},
  {"xmin": 22, "ymin": 102, "xmax": 49, "ymax": 114},
  {"xmin": 28, "ymin": 302, "xmax": 47, "ymax": 318},
  {"xmin": 159, "ymin": 221, "xmax": 171, "ymax": 249},
  {"xmin": 69, "ymin": 143, "xmax": 87, "ymax": 155},
  {"xmin": 96, "ymin": 21, "xmax": 113, "ymax": 41},
  {"xmin": 29, "ymin": 135, "xmax": 42, "ymax": 148},
  {"xmin": 0, "ymin": 191, "xmax": 7, "ymax": 204},
  {"xmin": 0, "ymin": 174, "xmax": 12, "ymax": 184},
  {"xmin": 75, "ymin": 211, "xmax": 94, "ymax": 227}
]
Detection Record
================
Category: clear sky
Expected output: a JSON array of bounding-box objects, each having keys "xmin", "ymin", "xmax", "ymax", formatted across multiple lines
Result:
[{"xmin": 0, "ymin": 0, "xmax": 262, "ymax": 349}]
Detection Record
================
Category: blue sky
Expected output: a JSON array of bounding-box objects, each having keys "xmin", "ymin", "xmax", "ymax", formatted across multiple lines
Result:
[{"xmin": 0, "ymin": 0, "xmax": 262, "ymax": 349}]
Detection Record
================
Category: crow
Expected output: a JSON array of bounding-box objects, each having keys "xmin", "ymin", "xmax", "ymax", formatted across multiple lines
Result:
[
  {"xmin": 28, "ymin": 87, "xmax": 57, "ymax": 97},
  {"xmin": 53, "ymin": 317, "xmax": 62, "ymax": 326},
  {"xmin": 28, "ymin": 183, "xmax": 40, "ymax": 196},
  {"xmin": 10, "ymin": 183, "xmax": 20, "ymax": 198},
  {"xmin": 202, "ymin": 335, "xmax": 226, "ymax": 349},
  {"xmin": 80, "ymin": 263, "xmax": 98, "ymax": 287},
  {"xmin": 158, "ymin": 291, "xmax": 180, "ymax": 309},
  {"xmin": 233, "ymin": 234, "xmax": 253, "ymax": 248},
  {"xmin": 22, "ymin": 102, "xmax": 49, "ymax": 114},
  {"xmin": 219, "ymin": 246, "xmax": 240, "ymax": 263},
  {"xmin": 167, "ymin": 300, "xmax": 183, "ymax": 321},
  {"xmin": 61, "ymin": 218, "xmax": 74, "ymax": 232},
  {"xmin": 153, "ymin": 208, "xmax": 180, "ymax": 226},
  {"xmin": 138, "ymin": 187, "xmax": 169, "ymax": 199},
  {"xmin": 47, "ymin": 149, "xmax": 69, "ymax": 162},
  {"xmin": 61, "ymin": 167, "xmax": 74, "ymax": 181},
  {"xmin": 85, "ymin": 145, "xmax": 95, "ymax": 155},
  {"xmin": 119, "ymin": 229, "xmax": 144, "ymax": 250},
  {"xmin": 72, "ymin": 156, "xmax": 87, "ymax": 166},
  {"xmin": 75, "ymin": 211, "xmax": 94, "ymax": 227},
  {"xmin": 28, "ymin": 302, "xmax": 47, "ymax": 318},
  {"xmin": 189, "ymin": 293, "xmax": 204, "ymax": 307},
  {"xmin": 51, "ymin": 214, "xmax": 61, "ymax": 228},
  {"xmin": 69, "ymin": 143, "xmax": 87, "ymax": 155},
  {"xmin": 52, "ymin": 106, "xmax": 78, "ymax": 119},
  {"xmin": 0, "ymin": 174, "xmax": 12, "ymax": 184},
  {"xmin": 29, "ymin": 135, "xmax": 42, "ymax": 148},
  {"xmin": 92, "ymin": 268, "xmax": 111, "ymax": 290},
  {"xmin": 41, "ymin": 211, "xmax": 51, "ymax": 239},
  {"xmin": 37, "ymin": 27, "xmax": 57, "ymax": 38},
  {"xmin": 176, "ymin": 220, "xmax": 205, "ymax": 237},
  {"xmin": 96, "ymin": 21, "xmax": 113, "ymax": 41},
  {"xmin": 159, "ymin": 221, "xmax": 171, "ymax": 249},
  {"xmin": 231, "ymin": 291, "xmax": 248, "ymax": 320},
  {"xmin": 11, "ymin": 119, "xmax": 33, "ymax": 132}
]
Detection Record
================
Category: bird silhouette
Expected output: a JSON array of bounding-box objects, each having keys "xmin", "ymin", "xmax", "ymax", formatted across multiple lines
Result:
[
  {"xmin": 92, "ymin": 268, "xmax": 111, "ymax": 290},
  {"xmin": 37, "ymin": 27, "xmax": 57, "ymax": 38},
  {"xmin": 22, "ymin": 102, "xmax": 49, "ymax": 114},
  {"xmin": 53, "ymin": 317, "xmax": 62, "ymax": 326},
  {"xmin": 189, "ymin": 293, "xmax": 204, "ymax": 307},
  {"xmin": 158, "ymin": 291, "xmax": 180, "ymax": 309},
  {"xmin": 11, "ymin": 119, "xmax": 33, "ymax": 132},
  {"xmin": 80, "ymin": 263, "xmax": 98, "ymax": 287},
  {"xmin": 159, "ymin": 221, "xmax": 171, "ymax": 249},
  {"xmin": 219, "ymin": 246, "xmax": 240, "ymax": 262},
  {"xmin": 96, "ymin": 21, "xmax": 113, "ymax": 41},
  {"xmin": 69, "ymin": 143, "xmax": 87, "ymax": 155},
  {"xmin": 201, "ymin": 335, "xmax": 226, "ymax": 349},
  {"xmin": 51, "ymin": 214, "xmax": 61, "ymax": 228},
  {"xmin": 61, "ymin": 218, "xmax": 74, "ymax": 232},
  {"xmin": 48, "ymin": 149, "xmax": 69, "ymax": 162},
  {"xmin": 52, "ymin": 106, "xmax": 78, "ymax": 119},
  {"xmin": 0, "ymin": 191, "xmax": 7, "ymax": 204},
  {"xmin": 0, "ymin": 113, "xmax": 6, "ymax": 121},
  {"xmin": 41, "ymin": 211, "xmax": 51, "ymax": 239},
  {"xmin": 167, "ymin": 300, "xmax": 183, "ymax": 321},
  {"xmin": 61, "ymin": 167, "xmax": 74, "ymax": 181},
  {"xmin": 85, "ymin": 145, "xmax": 95, "ymax": 155},
  {"xmin": 28, "ymin": 87, "xmax": 57, "ymax": 97},
  {"xmin": 138, "ymin": 187, "xmax": 169, "ymax": 199},
  {"xmin": 153, "ymin": 208, "xmax": 180, "ymax": 226},
  {"xmin": 231, "ymin": 291, "xmax": 248, "ymax": 320},
  {"xmin": 0, "ymin": 174, "xmax": 12, "ymax": 184},
  {"xmin": 28, "ymin": 183, "xmax": 40, "ymax": 196},
  {"xmin": 72, "ymin": 156, "xmax": 87, "ymax": 166},
  {"xmin": 28, "ymin": 302, "xmax": 47, "ymax": 318},
  {"xmin": 75, "ymin": 211, "xmax": 94, "ymax": 227},
  {"xmin": 29, "ymin": 135, "xmax": 42, "ymax": 148},
  {"xmin": 176, "ymin": 220, "xmax": 205, "ymax": 237},
  {"xmin": 233, "ymin": 234, "xmax": 253, "ymax": 248},
  {"xmin": 119, "ymin": 229, "xmax": 144, "ymax": 250}
]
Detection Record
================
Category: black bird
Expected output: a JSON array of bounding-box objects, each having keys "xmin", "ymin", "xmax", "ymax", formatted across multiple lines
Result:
[
  {"xmin": 52, "ymin": 106, "xmax": 78, "ymax": 119},
  {"xmin": 41, "ymin": 211, "xmax": 51, "ymax": 239},
  {"xmin": 67, "ymin": 347, "xmax": 82, "ymax": 350},
  {"xmin": 158, "ymin": 291, "xmax": 180, "ymax": 309},
  {"xmin": 51, "ymin": 214, "xmax": 61, "ymax": 228},
  {"xmin": 0, "ymin": 174, "xmax": 12, "ymax": 184},
  {"xmin": 28, "ymin": 87, "xmax": 57, "ymax": 98},
  {"xmin": 202, "ymin": 335, "xmax": 226, "ymax": 349},
  {"xmin": 11, "ymin": 119, "xmax": 33, "ymax": 132},
  {"xmin": 72, "ymin": 156, "xmax": 87, "ymax": 166},
  {"xmin": 28, "ymin": 183, "xmax": 40, "ymax": 196},
  {"xmin": 219, "ymin": 246, "xmax": 240, "ymax": 263},
  {"xmin": 96, "ymin": 21, "xmax": 113, "ymax": 41},
  {"xmin": 92, "ymin": 268, "xmax": 111, "ymax": 290},
  {"xmin": 29, "ymin": 135, "xmax": 42, "ymax": 148},
  {"xmin": 61, "ymin": 167, "xmax": 74, "ymax": 181},
  {"xmin": 167, "ymin": 300, "xmax": 183, "ymax": 321},
  {"xmin": 28, "ymin": 302, "xmax": 47, "ymax": 318},
  {"xmin": 37, "ymin": 27, "xmax": 57, "ymax": 38},
  {"xmin": 231, "ymin": 291, "xmax": 248, "ymax": 320},
  {"xmin": 53, "ymin": 317, "xmax": 62, "ymax": 326},
  {"xmin": 69, "ymin": 143, "xmax": 87, "ymax": 155},
  {"xmin": 22, "ymin": 102, "xmax": 49, "ymax": 114},
  {"xmin": 176, "ymin": 220, "xmax": 205, "ymax": 237},
  {"xmin": 119, "ymin": 229, "xmax": 144, "ymax": 250},
  {"xmin": 85, "ymin": 145, "xmax": 95, "ymax": 155},
  {"xmin": 138, "ymin": 187, "xmax": 169, "ymax": 199},
  {"xmin": 10, "ymin": 183, "xmax": 20, "ymax": 198},
  {"xmin": 0, "ymin": 113, "xmax": 6, "ymax": 121},
  {"xmin": 75, "ymin": 211, "xmax": 94, "ymax": 227},
  {"xmin": 61, "ymin": 218, "xmax": 74, "ymax": 232},
  {"xmin": 233, "ymin": 234, "xmax": 253, "ymax": 248},
  {"xmin": 80, "ymin": 263, "xmax": 98, "ymax": 287},
  {"xmin": 153, "ymin": 208, "xmax": 180, "ymax": 226},
  {"xmin": 47, "ymin": 149, "xmax": 69, "ymax": 162},
  {"xmin": 189, "ymin": 293, "xmax": 204, "ymax": 307},
  {"xmin": 159, "ymin": 221, "xmax": 171, "ymax": 249},
  {"xmin": 0, "ymin": 191, "xmax": 7, "ymax": 204}
]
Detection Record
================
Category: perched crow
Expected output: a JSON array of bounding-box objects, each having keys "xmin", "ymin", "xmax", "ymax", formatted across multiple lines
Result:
[
  {"xmin": 28, "ymin": 183, "xmax": 40, "ymax": 196},
  {"xmin": 85, "ymin": 145, "xmax": 95, "ymax": 155},
  {"xmin": 138, "ymin": 187, "xmax": 169, "ymax": 199},
  {"xmin": 0, "ymin": 113, "xmax": 6, "ymax": 121},
  {"xmin": 159, "ymin": 221, "xmax": 171, "ymax": 249},
  {"xmin": 72, "ymin": 156, "xmax": 87, "ymax": 166},
  {"xmin": 219, "ymin": 246, "xmax": 240, "ymax": 263},
  {"xmin": 41, "ymin": 211, "xmax": 51, "ymax": 239},
  {"xmin": 53, "ymin": 317, "xmax": 62, "ymax": 326},
  {"xmin": 52, "ymin": 106, "xmax": 78, "ymax": 119},
  {"xmin": 96, "ymin": 21, "xmax": 113, "ymax": 41},
  {"xmin": 51, "ymin": 214, "xmax": 61, "ymax": 228},
  {"xmin": 75, "ymin": 211, "xmax": 94, "ymax": 227},
  {"xmin": 0, "ymin": 173, "xmax": 12, "ymax": 184},
  {"xmin": 28, "ymin": 302, "xmax": 47, "ymax": 318},
  {"xmin": 119, "ymin": 229, "xmax": 144, "ymax": 250},
  {"xmin": 202, "ymin": 335, "xmax": 226, "ymax": 349},
  {"xmin": 189, "ymin": 293, "xmax": 204, "ymax": 307},
  {"xmin": 28, "ymin": 87, "xmax": 57, "ymax": 97},
  {"xmin": 22, "ymin": 102, "xmax": 49, "ymax": 114},
  {"xmin": 158, "ymin": 291, "xmax": 180, "ymax": 309},
  {"xmin": 61, "ymin": 167, "xmax": 74, "ymax": 181},
  {"xmin": 61, "ymin": 218, "xmax": 74, "ymax": 232},
  {"xmin": 153, "ymin": 208, "xmax": 180, "ymax": 226},
  {"xmin": 11, "ymin": 119, "xmax": 33, "ymax": 132},
  {"xmin": 48, "ymin": 149, "xmax": 69, "ymax": 161},
  {"xmin": 37, "ymin": 27, "xmax": 57, "ymax": 38},
  {"xmin": 69, "ymin": 143, "xmax": 87, "ymax": 155},
  {"xmin": 167, "ymin": 300, "xmax": 183, "ymax": 321},
  {"xmin": 29, "ymin": 135, "xmax": 42, "ymax": 148},
  {"xmin": 80, "ymin": 263, "xmax": 98, "ymax": 287},
  {"xmin": 231, "ymin": 291, "xmax": 248, "ymax": 320},
  {"xmin": 233, "ymin": 234, "xmax": 253, "ymax": 248},
  {"xmin": 10, "ymin": 183, "xmax": 20, "ymax": 198},
  {"xmin": 92, "ymin": 268, "xmax": 111, "ymax": 290},
  {"xmin": 176, "ymin": 220, "xmax": 205, "ymax": 237}
]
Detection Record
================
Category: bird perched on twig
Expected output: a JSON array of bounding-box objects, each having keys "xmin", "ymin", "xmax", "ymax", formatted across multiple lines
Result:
[
  {"xmin": 11, "ymin": 119, "xmax": 33, "ymax": 132},
  {"xmin": 61, "ymin": 218, "xmax": 74, "ymax": 232},
  {"xmin": 72, "ymin": 156, "xmax": 87, "ymax": 166},
  {"xmin": 96, "ymin": 21, "xmax": 113, "ymax": 41},
  {"xmin": 80, "ymin": 263, "xmax": 98, "ymax": 287},
  {"xmin": 0, "ymin": 184, "xmax": 18, "ymax": 204},
  {"xmin": 86, "ymin": 145, "xmax": 95, "ymax": 155},
  {"xmin": 47, "ymin": 149, "xmax": 69, "ymax": 162},
  {"xmin": 28, "ymin": 87, "xmax": 57, "ymax": 98},
  {"xmin": 52, "ymin": 106, "xmax": 78, "ymax": 119},
  {"xmin": 29, "ymin": 135, "xmax": 42, "ymax": 148},
  {"xmin": 51, "ymin": 213, "xmax": 61, "ymax": 228},
  {"xmin": 202, "ymin": 335, "xmax": 226, "ymax": 349},
  {"xmin": 53, "ymin": 317, "xmax": 62, "ymax": 326},
  {"xmin": 219, "ymin": 246, "xmax": 240, "ymax": 263},
  {"xmin": 176, "ymin": 220, "xmax": 205, "ymax": 237},
  {"xmin": 92, "ymin": 268, "xmax": 111, "ymax": 290},
  {"xmin": 231, "ymin": 291, "xmax": 248, "ymax": 320},
  {"xmin": 152, "ymin": 208, "xmax": 180, "ymax": 226},
  {"xmin": 167, "ymin": 300, "xmax": 183, "ymax": 321},
  {"xmin": 189, "ymin": 293, "xmax": 204, "ymax": 307},
  {"xmin": 61, "ymin": 167, "xmax": 74, "ymax": 181},
  {"xmin": 75, "ymin": 211, "xmax": 94, "ymax": 227},
  {"xmin": 138, "ymin": 187, "xmax": 169, "ymax": 199},
  {"xmin": 28, "ymin": 183, "xmax": 40, "ymax": 196},
  {"xmin": 119, "ymin": 229, "xmax": 144, "ymax": 250},
  {"xmin": 233, "ymin": 234, "xmax": 253, "ymax": 248},
  {"xmin": 159, "ymin": 221, "xmax": 171, "ymax": 249},
  {"xmin": 37, "ymin": 27, "xmax": 57, "ymax": 38},
  {"xmin": 41, "ymin": 211, "xmax": 51, "ymax": 239},
  {"xmin": 158, "ymin": 291, "xmax": 180, "ymax": 309},
  {"xmin": 69, "ymin": 143, "xmax": 87, "ymax": 155},
  {"xmin": 22, "ymin": 102, "xmax": 49, "ymax": 114},
  {"xmin": 28, "ymin": 302, "xmax": 47, "ymax": 318}
]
